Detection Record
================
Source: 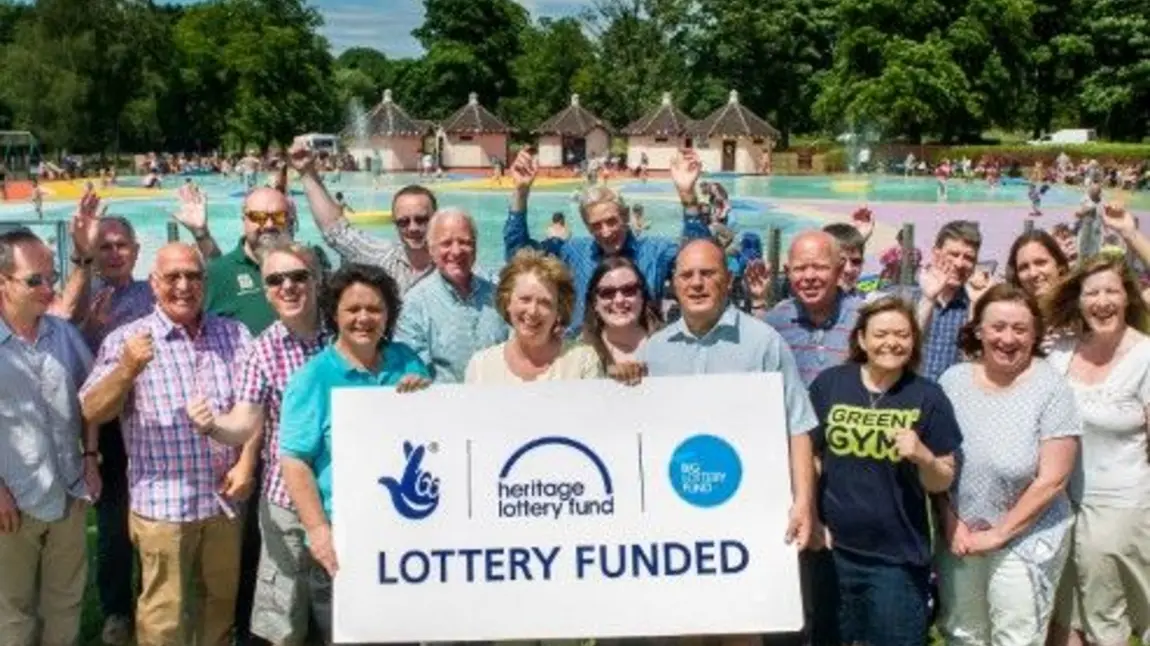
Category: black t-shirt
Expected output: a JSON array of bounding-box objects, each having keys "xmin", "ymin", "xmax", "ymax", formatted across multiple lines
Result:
[{"xmin": 809, "ymin": 363, "xmax": 962, "ymax": 567}]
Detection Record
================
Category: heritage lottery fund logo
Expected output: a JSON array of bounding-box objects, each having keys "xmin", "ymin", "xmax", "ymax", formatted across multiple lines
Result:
[{"xmin": 497, "ymin": 436, "xmax": 616, "ymax": 520}]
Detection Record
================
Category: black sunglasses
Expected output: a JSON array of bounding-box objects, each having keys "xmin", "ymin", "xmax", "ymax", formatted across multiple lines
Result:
[
  {"xmin": 5, "ymin": 272, "xmax": 57, "ymax": 288},
  {"xmin": 596, "ymin": 283, "xmax": 641, "ymax": 300},
  {"xmin": 265, "ymin": 269, "xmax": 312, "ymax": 288},
  {"xmin": 395, "ymin": 214, "xmax": 431, "ymax": 229}
]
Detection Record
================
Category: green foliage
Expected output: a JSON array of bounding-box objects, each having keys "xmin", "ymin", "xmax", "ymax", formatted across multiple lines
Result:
[
  {"xmin": 0, "ymin": 0, "xmax": 1147, "ymax": 153},
  {"xmin": 940, "ymin": 143, "xmax": 1150, "ymax": 164}
]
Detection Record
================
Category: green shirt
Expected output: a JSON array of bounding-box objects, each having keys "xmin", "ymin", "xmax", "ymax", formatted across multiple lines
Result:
[{"xmin": 205, "ymin": 241, "xmax": 275, "ymax": 335}]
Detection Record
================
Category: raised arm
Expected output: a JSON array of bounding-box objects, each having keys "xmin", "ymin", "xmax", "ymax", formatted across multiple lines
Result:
[{"xmin": 504, "ymin": 149, "xmax": 546, "ymax": 259}]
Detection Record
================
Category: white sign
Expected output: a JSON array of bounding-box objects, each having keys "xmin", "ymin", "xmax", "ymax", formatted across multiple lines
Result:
[{"xmin": 331, "ymin": 373, "xmax": 802, "ymax": 644}]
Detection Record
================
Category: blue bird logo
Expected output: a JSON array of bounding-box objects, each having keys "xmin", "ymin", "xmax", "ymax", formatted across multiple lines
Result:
[{"xmin": 379, "ymin": 441, "xmax": 441, "ymax": 520}]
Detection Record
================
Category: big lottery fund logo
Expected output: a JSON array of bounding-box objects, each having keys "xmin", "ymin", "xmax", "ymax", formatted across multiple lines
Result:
[
  {"xmin": 497, "ymin": 436, "xmax": 615, "ymax": 520},
  {"xmin": 379, "ymin": 441, "xmax": 441, "ymax": 520},
  {"xmin": 668, "ymin": 434, "xmax": 742, "ymax": 508}
]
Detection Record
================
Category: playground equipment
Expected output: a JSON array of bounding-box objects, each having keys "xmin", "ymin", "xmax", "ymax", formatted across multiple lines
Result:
[{"xmin": 0, "ymin": 131, "xmax": 40, "ymax": 178}]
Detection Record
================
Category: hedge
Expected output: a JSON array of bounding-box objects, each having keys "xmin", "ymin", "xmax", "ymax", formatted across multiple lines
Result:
[{"xmin": 817, "ymin": 143, "xmax": 1150, "ymax": 173}]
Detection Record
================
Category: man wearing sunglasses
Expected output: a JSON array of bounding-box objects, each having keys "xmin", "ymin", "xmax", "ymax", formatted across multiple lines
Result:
[
  {"xmin": 0, "ymin": 230, "xmax": 98, "ymax": 646},
  {"xmin": 203, "ymin": 186, "xmax": 298, "ymax": 337},
  {"xmin": 504, "ymin": 148, "xmax": 711, "ymax": 335},
  {"xmin": 289, "ymin": 138, "xmax": 435, "ymax": 294}
]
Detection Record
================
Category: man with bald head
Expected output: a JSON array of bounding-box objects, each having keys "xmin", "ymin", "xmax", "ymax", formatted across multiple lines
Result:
[
  {"xmin": 81, "ymin": 243, "xmax": 254, "ymax": 646},
  {"xmin": 395, "ymin": 208, "xmax": 508, "ymax": 383},
  {"xmin": 764, "ymin": 230, "xmax": 864, "ymax": 386},
  {"xmin": 634, "ymin": 238, "xmax": 819, "ymax": 645},
  {"xmin": 204, "ymin": 187, "xmax": 296, "ymax": 336}
]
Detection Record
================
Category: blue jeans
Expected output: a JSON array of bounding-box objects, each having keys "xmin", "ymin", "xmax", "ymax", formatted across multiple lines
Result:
[
  {"xmin": 96, "ymin": 420, "xmax": 134, "ymax": 619},
  {"xmin": 822, "ymin": 549, "xmax": 931, "ymax": 646}
]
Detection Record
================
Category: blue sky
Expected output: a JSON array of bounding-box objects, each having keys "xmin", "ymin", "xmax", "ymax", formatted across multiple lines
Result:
[{"xmin": 318, "ymin": 0, "xmax": 589, "ymax": 56}]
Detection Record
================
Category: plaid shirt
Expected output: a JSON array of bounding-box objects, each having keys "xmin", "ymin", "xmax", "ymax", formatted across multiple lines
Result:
[
  {"xmin": 80, "ymin": 308, "xmax": 253, "ymax": 522},
  {"xmin": 234, "ymin": 320, "xmax": 327, "ymax": 509},
  {"xmin": 319, "ymin": 220, "xmax": 430, "ymax": 294}
]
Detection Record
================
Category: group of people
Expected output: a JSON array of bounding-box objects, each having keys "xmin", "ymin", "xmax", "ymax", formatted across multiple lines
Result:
[{"xmin": 1, "ymin": 138, "xmax": 1149, "ymax": 646}]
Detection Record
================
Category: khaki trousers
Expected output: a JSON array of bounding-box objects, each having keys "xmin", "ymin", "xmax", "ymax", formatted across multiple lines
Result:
[
  {"xmin": 0, "ymin": 497, "xmax": 89, "ymax": 646},
  {"xmin": 130, "ymin": 512, "xmax": 242, "ymax": 646}
]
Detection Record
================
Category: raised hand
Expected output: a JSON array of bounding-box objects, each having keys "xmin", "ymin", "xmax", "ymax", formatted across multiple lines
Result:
[
  {"xmin": 174, "ymin": 183, "xmax": 208, "ymax": 233},
  {"xmin": 1102, "ymin": 202, "xmax": 1136, "ymax": 234},
  {"xmin": 965, "ymin": 268, "xmax": 998, "ymax": 304},
  {"xmin": 510, "ymin": 149, "xmax": 537, "ymax": 192},
  {"xmin": 288, "ymin": 137, "xmax": 318, "ymax": 175},
  {"xmin": 850, "ymin": 206, "xmax": 875, "ymax": 241},
  {"xmin": 71, "ymin": 192, "xmax": 103, "ymax": 257},
  {"xmin": 670, "ymin": 149, "xmax": 702, "ymax": 197},
  {"xmin": 918, "ymin": 259, "xmax": 950, "ymax": 300},
  {"xmin": 80, "ymin": 286, "xmax": 115, "ymax": 337},
  {"xmin": 743, "ymin": 259, "xmax": 773, "ymax": 305}
]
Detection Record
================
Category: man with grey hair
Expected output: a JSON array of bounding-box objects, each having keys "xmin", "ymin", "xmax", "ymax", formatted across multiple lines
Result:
[
  {"xmin": 763, "ymin": 230, "xmax": 864, "ymax": 387},
  {"xmin": 395, "ymin": 207, "xmax": 508, "ymax": 383},
  {"xmin": 79, "ymin": 215, "xmax": 156, "ymax": 645},
  {"xmin": 0, "ymin": 229, "xmax": 97, "ymax": 646},
  {"xmin": 504, "ymin": 148, "xmax": 712, "ymax": 334}
]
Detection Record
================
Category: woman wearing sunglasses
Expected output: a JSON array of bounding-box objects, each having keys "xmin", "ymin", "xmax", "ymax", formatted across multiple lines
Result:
[{"xmin": 582, "ymin": 256, "xmax": 661, "ymax": 371}]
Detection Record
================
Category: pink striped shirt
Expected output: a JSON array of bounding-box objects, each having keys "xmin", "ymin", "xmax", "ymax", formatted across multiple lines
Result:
[
  {"xmin": 81, "ymin": 308, "xmax": 252, "ymax": 522},
  {"xmin": 234, "ymin": 320, "xmax": 327, "ymax": 509}
]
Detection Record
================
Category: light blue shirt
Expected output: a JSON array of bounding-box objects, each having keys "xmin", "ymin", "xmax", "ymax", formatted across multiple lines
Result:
[
  {"xmin": 279, "ymin": 342, "xmax": 430, "ymax": 521},
  {"xmin": 394, "ymin": 271, "xmax": 508, "ymax": 384},
  {"xmin": 0, "ymin": 315, "xmax": 93, "ymax": 522},
  {"xmin": 640, "ymin": 305, "xmax": 818, "ymax": 436}
]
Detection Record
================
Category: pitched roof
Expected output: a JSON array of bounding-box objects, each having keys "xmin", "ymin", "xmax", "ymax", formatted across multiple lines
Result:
[
  {"xmin": 342, "ymin": 90, "xmax": 427, "ymax": 139},
  {"xmin": 691, "ymin": 90, "xmax": 780, "ymax": 139},
  {"xmin": 621, "ymin": 92, "xmax": 693, "ymax": 137},
  {"xmin": 441, "ymin": 92, "xmax": 511, "ymax": 135},
  {"xmin": 534, "ymin": 94, "xmax": 612, "ymax": 136}
]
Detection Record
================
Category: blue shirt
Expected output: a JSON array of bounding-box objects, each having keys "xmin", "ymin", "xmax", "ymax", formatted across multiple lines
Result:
[
  {"xmin": 887, "ymin": 286, "xmax": 970, "ymax": 381},
  {"xmin": 639, "ymin": 305, "xmax": 818, "ymax": 436},
  {"xmin": 764, "ymin": 291, "xmax": 864, "ymax": 387},
  {"xmin": 0, "ymin": 315, "xmax": 93, "ymax": 522},
  {"xmin": 503, "ymin": 208, "xmax": 710, "ymax": 334},
  {"xmin": 394, "ymin": 271, "xmax": 509, "ymax": 384},
  {"xmin": 279, "ymin": 342, "xmax": 430, "ymax": 521},
  {"xmin": 809, "ymin": 363, "xmax": 962, "ymax": 566}
]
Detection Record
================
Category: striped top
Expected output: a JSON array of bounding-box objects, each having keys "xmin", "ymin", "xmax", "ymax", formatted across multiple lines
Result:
[{"xmin": 764, "ymin": 291, "xmax": 863, "ymax": 387}]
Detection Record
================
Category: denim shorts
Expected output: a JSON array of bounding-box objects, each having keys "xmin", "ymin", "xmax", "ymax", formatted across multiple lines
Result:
[{"xmin": 813, "ymin": 549, "xmax": 932, "ymax": 646}]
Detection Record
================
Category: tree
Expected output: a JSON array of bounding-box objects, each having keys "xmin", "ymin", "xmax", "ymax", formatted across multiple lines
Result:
[{"xmin": 501, "ymin": 17, "xmax": 597, "ymax": 129}]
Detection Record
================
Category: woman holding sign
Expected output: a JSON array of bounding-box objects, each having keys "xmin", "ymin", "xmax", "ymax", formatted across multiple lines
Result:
[
  {"xmin": 806, "ymin": 296, "xmax": 962, "ymax": 646},
  {"xmin": 279, "ymin": 263, "xmax": 432, "ymax": 645},
  {"xmin": 466, "ymin": 249, "xmax": 602, "ymax": 384}
]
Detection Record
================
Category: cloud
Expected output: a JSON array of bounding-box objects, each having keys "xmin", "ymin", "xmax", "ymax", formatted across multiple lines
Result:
[{"xmin": 318, "ymin": 0, "xmax": 592, "ymax": 56}]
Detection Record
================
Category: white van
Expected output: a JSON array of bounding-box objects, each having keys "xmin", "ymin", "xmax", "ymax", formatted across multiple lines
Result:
[
  {"xmin": 1028, "ymin": 129, "xmax": 1097, "ymax": 145},
  {"xmin": 299, "ymin": 133, "xmax": 341, "ymax": 155}
]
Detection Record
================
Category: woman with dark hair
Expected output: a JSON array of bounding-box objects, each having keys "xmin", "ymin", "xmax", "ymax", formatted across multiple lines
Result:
[
  {"xmin": 278, "ymin": 263, "xmax": 431, "ymax": 644},
  {"xmin": 806, "ymin": 296, "xmax": 961, "ymax": 646},
  {"xmin": 582, "ymin": 256, "xmax": 661, "ymax": 369},
  {"xmin": 1044, "ymin": 255, "xmax": 1150, "ymax": 646},
  {"xmin": 936, "ymin": 284, "xmax": 1081, "ymax": 646},
  {"xmin": 1006, "ymin": 229, "xmax": 1070, "ymax": 299}
]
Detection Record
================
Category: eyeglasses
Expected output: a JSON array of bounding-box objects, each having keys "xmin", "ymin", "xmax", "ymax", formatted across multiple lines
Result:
[
  {"xmin": 394, "ymin": 214, "xmax": 431, "ymax": 229},
  {"xmin": 245, "ymin": 210, "xmax": 289, "ymax": 228},
  {"xmin": 4, "ymin": 272, "xmax": 57, "ymax": 288},
  {"xmin": 264, "ymin": 269, "xmax": 311, "ymax": 288},
  {"xmin": 596, "ymin": 283, "xmax": 641, "ymax": 300},
  {"xmin": 158, "ymin": 270, "xmax": 205, "ymax": 285}
]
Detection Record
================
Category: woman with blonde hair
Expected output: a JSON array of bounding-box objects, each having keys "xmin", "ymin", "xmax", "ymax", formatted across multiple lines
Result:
[
  {"xmin": 466, "ymin": 249, "xmax": 601, "ymax": 383},
  {"xmin": 1045, "ymin": 254, "xmax": 1150, "ymax": 646}
]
